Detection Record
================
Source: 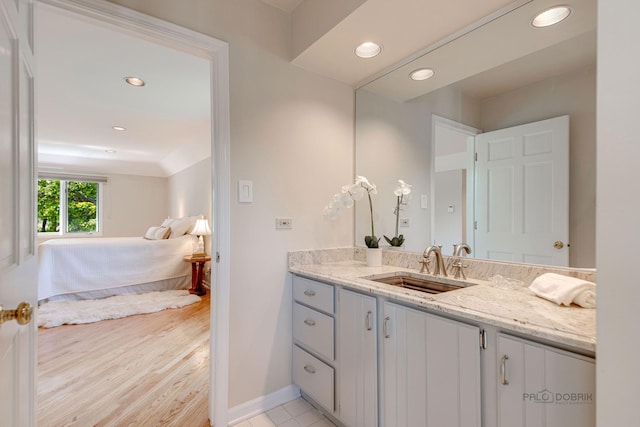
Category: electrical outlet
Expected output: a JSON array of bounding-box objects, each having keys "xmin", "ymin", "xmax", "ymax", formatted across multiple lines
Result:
[
  {"xmin": 400, "ymin": 218, "xmax": 410, "ymax": 227},
  {"xmin": 276, "ymin": 217, "xmax": 292, "ymax": 229}
]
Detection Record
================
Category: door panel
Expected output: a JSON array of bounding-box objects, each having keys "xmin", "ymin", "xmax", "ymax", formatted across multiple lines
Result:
[
  {"xmin": 0, "ymin": 0, "xmax": 37, "ymax": 425},
  {"xmin": 475, "ymin": 116, "xmax": 569, "ymax": 266}
]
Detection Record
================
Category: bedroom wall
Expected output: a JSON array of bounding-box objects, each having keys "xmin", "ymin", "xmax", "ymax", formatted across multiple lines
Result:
[
  {"xmin": 167, "ymin": 157, "xmax": 211, "ymax": 220},
  {"xmin": 102, "ymin": 173, "xmax": 170, "ymax": 236},
  {"xmin": 167, "ymin": 157, "xmax": 212, "ymax": 254},
  {"xmin": 37, "ymin": 171, "xmax": 169, "ymax": 241},
  {"xmin": 107, "ymin": 0, "xmax": 355, "ymax": 410}
]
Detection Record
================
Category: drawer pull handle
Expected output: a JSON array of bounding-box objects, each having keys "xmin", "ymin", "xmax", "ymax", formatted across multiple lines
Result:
[
  {"xmin": 383, "ymin": 316, "xmax": 391, "ymax": 338},
  {"xmin": 365, "ymin": 310, "xmax": 373, "ymax": 331},
  {"xmin": 304, "ymin": 290, "xmax": 316, "ymax": 297},
  {"xmin": 304, "ymin": 365, "xmax": 316, "ymax": 374},
  {"xmin": 500, "ymin": 355, "xmax": 509, "ymax": 385},
  {"xmin": 304, "ymin": 319, "xmax": 316, "ymax": 326}
]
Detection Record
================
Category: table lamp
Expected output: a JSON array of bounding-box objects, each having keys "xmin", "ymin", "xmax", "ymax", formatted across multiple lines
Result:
[{"xmin": 190, "ymin": 217, "xmax": 211, "ymax": 258}]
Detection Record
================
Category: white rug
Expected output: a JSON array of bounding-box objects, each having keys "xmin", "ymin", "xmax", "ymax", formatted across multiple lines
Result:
[{"xmin": 38, "ymin": 290, "xmax": 201, "ymax": 328}]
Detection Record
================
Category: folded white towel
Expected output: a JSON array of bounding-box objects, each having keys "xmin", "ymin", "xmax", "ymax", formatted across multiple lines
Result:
[{"xmin": 529, "ymin": 273, "xmax": 596, "ymax": 308}]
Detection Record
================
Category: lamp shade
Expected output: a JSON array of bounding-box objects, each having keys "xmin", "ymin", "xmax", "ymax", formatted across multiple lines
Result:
[{"xmin": 191, "ymin": 218, "xmax": 211, "ymax": 236}]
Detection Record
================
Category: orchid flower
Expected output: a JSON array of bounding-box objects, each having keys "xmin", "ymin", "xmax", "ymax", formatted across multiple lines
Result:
[
  {"xmin": 384, "ymin": 179, "xmax": 412, "ymax": 247},
  {"xmin": 324, "ymin": 175, "xmax": 380, "ymax": 248}
]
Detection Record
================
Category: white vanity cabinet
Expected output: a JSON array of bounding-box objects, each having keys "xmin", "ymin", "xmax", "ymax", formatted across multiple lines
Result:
[
  {"xmin": 336, "ymin": 288, "xmax": 377, "ymax": 427},
  {"xmin": 381, "ymin": 301, "xmax": 482, "ymax": 427},
  {"xmin": 292, "ymin": 276, "xmax": 336, "ymax": 412},
  {"xmin": 497, "ymin": 333, "xmax": 595, "ymax": 427}
]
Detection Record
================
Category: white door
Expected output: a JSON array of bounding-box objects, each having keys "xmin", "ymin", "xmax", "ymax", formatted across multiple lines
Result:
[
  {"xmin": 337, "ymin": 289, "xmax": 377, "ymax": 427},
  {"xmin": 475, "ymin": 116, "xmax": 569, "ymax": 266},
  {"xmin": 497, "ymin": 334, "xmax": 595, "ymax": 427},
  {"xmin": 381, "ymin": 301, "xmax": 481, "ymax": 427},
  {"xmin": 0, "ymin": 0, "xmax": 37, "ymax": 425}
]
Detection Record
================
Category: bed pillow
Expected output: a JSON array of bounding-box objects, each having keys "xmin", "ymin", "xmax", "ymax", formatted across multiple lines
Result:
[
  {"xmin": 160, "ymin": 218, "xmax": 174, "ymax": 228},
  {"xmin": 144, "ymin": 226, "xmax": 171, "ymax": 240},
  {"xmin": 168, "ymin": 217, "xmax": 192, "ymax": 238}
]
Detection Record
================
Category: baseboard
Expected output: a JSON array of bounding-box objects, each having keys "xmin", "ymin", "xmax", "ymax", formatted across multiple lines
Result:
[{"xmin": 227, "ymin": 384, "xmax": 301, "ymax": 426}]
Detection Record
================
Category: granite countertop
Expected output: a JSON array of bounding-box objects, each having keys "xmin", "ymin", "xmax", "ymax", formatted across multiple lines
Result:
[{"xmin": 289, "ymin": 260, "xmax": 596, "ymax": 355}]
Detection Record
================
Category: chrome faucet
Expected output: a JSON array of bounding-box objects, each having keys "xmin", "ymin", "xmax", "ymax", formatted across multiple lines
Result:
[
  {"xmin": 421, "ymin": 245, "xmax": 447, "ymax": 277},
  {"xmin": 450, "ymin": 243, "xmax": 472, "ymax": 279}
]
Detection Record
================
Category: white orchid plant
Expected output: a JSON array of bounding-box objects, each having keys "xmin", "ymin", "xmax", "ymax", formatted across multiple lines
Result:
[
  {"xmin": 384, "ymin": 180, "xmax": 412, "ymax": 247},
  {"xmin": 324, "ymin": 175, "xmax": 380, "ymax": 248}
]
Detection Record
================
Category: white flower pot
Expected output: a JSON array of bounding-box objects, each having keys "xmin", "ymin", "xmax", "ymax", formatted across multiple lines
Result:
[{"xmin": 366, "ymin": 248, "xmax": 382, "ymax": 267}]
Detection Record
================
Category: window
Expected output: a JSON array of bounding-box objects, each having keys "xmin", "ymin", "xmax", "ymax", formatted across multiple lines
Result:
[{"xmin": 37, "ymin": 177, "xmax": 103, "ymax": 235}]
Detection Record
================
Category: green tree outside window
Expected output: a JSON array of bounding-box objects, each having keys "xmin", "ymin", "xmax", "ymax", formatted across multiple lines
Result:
[{"xmin": 38, "ymin": 179, "xmax": 99, "ymax": 234}]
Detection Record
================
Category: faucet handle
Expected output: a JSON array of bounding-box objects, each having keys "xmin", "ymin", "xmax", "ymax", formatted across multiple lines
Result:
[{"xmin": 419, "ymin": 257, "xmax": 431, "ymax": 274}]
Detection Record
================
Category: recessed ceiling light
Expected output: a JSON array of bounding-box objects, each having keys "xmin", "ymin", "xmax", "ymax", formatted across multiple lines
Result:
[
  {"xmin": 532, "ymin": 6, "xmax": 572, "ymax": 28},
  {"xmin": 409, "ymin": 68, "xmax": 435, "ymax": 81},
  {"xmin": 124, "ymin": 76, "xmax": 145, "ymax": 87},
  {"xmin": 105, "ymin": 149, "xmax": 117, "ymax": 154},
  {"xmin": 112, "ymin": 126, "xmax": 126, "ymax": 131},
  {"xmin": 355, "ymin": 42, "xmax": 382, "ymax": 59}
]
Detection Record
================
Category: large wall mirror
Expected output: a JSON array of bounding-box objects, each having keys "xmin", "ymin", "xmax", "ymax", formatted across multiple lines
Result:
[{"xmin": 355, "ymin": 0, "xmax": 596, "ymax": 268}]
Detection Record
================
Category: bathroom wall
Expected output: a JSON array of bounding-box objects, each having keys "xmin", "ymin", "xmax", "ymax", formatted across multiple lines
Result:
[{"xmin": 597, "ymin": 0, "xmax": 640, "ymax": 425}]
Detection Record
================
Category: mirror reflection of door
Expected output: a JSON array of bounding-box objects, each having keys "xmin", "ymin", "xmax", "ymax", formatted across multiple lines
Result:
[
  {"xmin": 434, "ymin": 115, "xmax": 569, "ymax": 266},
  {"xmin": 475, "ymin": 115, "xmax": 569, "ymax": 266}
]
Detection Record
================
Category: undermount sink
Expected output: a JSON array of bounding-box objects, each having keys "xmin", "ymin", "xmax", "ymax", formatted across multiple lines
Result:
[{"xmin": 365, "ymin": 272, "xmax": 466, "ymax": 294}]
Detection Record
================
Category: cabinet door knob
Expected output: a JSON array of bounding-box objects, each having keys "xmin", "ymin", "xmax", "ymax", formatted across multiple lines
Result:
[
  {"xmin": 365, "ymin": 310, "xmax": 373, "ymax": 331},
  {"xmin": 553, "ymin": 240, "xmax": 565, "ymax": 249},
  {"xmin": 303, "ymin": 290, "xmax": 316, "ymax": 297},
  {"xmin": 303, "ymin": 365, "xmax": 316, "ymax": 374},
  {"xmin": 304, "ymin": 319, "xmax": 316, "ymax": 326},
  {"xmin": 500, "ymin": 355, "xmax": 510, "ymax": 385}
]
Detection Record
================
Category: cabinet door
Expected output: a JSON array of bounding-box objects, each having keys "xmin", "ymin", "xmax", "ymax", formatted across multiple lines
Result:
[
  {"xmin": 337, "ymin": 289, "xmax": 377, "ymax": 427},
  {"xmin": 382, "ymin": 302, "xmax": 481, "ymax": 427},
  {"xmin": 497, "ymin": 334, "xmax": 595, "ymax": 427}
]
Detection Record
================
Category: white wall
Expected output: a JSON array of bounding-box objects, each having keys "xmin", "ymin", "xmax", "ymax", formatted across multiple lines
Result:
[
  {"xmin": 101, "ymin": 173, "xmax": 169, "ymax": 236},
  {"xmin": 167, "ymin": 157, "xmax": 211, "ymax": 254},
  {"xmin": 597, "ymin": 0, "xmax": 640, "ymax": 425},
  {"xmin": 480, "ymin": 66, "xmax": 596, "ymax": 267},
  {"xmin": 108, "ymin": 0, "xmax": 354, "ymax": 408},
  {"xmin": 167, "ymin": 157, "xmax": 211, "ymax": 219}
]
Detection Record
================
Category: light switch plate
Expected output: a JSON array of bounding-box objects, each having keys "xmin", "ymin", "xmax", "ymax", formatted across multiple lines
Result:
[
  {"xmin": 421, "ymin": 194, "xmax": 428, "ymax": 209},
  {"xmin": 238, "ymin": 180, "xmax": 253, "ymax": 203}
]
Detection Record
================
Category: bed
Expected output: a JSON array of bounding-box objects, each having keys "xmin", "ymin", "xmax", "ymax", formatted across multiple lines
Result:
[{"xmin": 38, "ymin": 220, "xmax": 199, "ymax": 302}]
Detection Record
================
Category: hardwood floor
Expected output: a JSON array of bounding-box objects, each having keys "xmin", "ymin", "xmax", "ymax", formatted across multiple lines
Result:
[{"xmin": 37, "ymin": 293, "xmax": 211, "ymax": 427}]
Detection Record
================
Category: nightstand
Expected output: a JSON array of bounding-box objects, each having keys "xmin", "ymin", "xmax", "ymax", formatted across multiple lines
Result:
[{"xmin": 183, "ymin": 255, "xmax": 211, "ymax": 296}]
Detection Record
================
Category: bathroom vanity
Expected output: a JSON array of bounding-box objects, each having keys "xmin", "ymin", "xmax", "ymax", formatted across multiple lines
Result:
[{"xmin": 289, "ymin": 248, "xmax": 595, "ymax": 427}]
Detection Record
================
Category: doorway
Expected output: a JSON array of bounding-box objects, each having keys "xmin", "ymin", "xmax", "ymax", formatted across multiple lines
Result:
[{"xmin": 36, "ymin": 0, "xmax": 230, "ymax": 425}]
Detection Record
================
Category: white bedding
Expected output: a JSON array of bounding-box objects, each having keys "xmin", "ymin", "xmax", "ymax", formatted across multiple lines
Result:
[{"xmin": 38, "ymin": 235, "xmax": 196, "ymax": 301}]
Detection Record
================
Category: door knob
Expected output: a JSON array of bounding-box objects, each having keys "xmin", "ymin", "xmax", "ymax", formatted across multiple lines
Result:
[
  {"xmin": 0, "ymin": 302, "xmax": 33, "ymax": 325},
  {"xmin": 553, "ymin": 241, "xmax": 565, "ymax": 249}
]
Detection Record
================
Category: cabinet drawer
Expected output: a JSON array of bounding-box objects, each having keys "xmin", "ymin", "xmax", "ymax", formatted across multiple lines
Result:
[
  {"xmin": 293, "ymin": 303, "xmax": 334, "ymax": 361},
  {"xmin": 293, "ymin": 345, "xmax": 334, "ymax": 412},
  {"xmin": 293, "ymin": 276, "xmax": 334, "ymax": 314}
]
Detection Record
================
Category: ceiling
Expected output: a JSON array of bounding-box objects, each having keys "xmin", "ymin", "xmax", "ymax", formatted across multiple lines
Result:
[
  {"xmin": 37, "ymin": 5, "xmax": 211, "ymax": 178},
  {"xmin": 37, "ymin": 0, "xmax": 595, "ymax": 177}
]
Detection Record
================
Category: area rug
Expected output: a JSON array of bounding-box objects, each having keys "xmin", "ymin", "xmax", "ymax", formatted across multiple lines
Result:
[{"xmin": 38, "ymin": 290, "xmax": 201, "ymax": 328}]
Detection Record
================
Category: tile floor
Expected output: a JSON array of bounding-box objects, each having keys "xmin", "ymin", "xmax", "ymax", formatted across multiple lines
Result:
[{"xmin": 232, "ymin": 398, "xmax": 336, "ymax": 427}]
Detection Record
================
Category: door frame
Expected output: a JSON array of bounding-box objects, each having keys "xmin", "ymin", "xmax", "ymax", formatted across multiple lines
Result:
[
  {"xmin": 36, "ymin": 1, "xmax": 231, "ymax": 425},
  {"xmin": 431, "ymin": 114, "xmax": 481, "ymax": 250}
]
